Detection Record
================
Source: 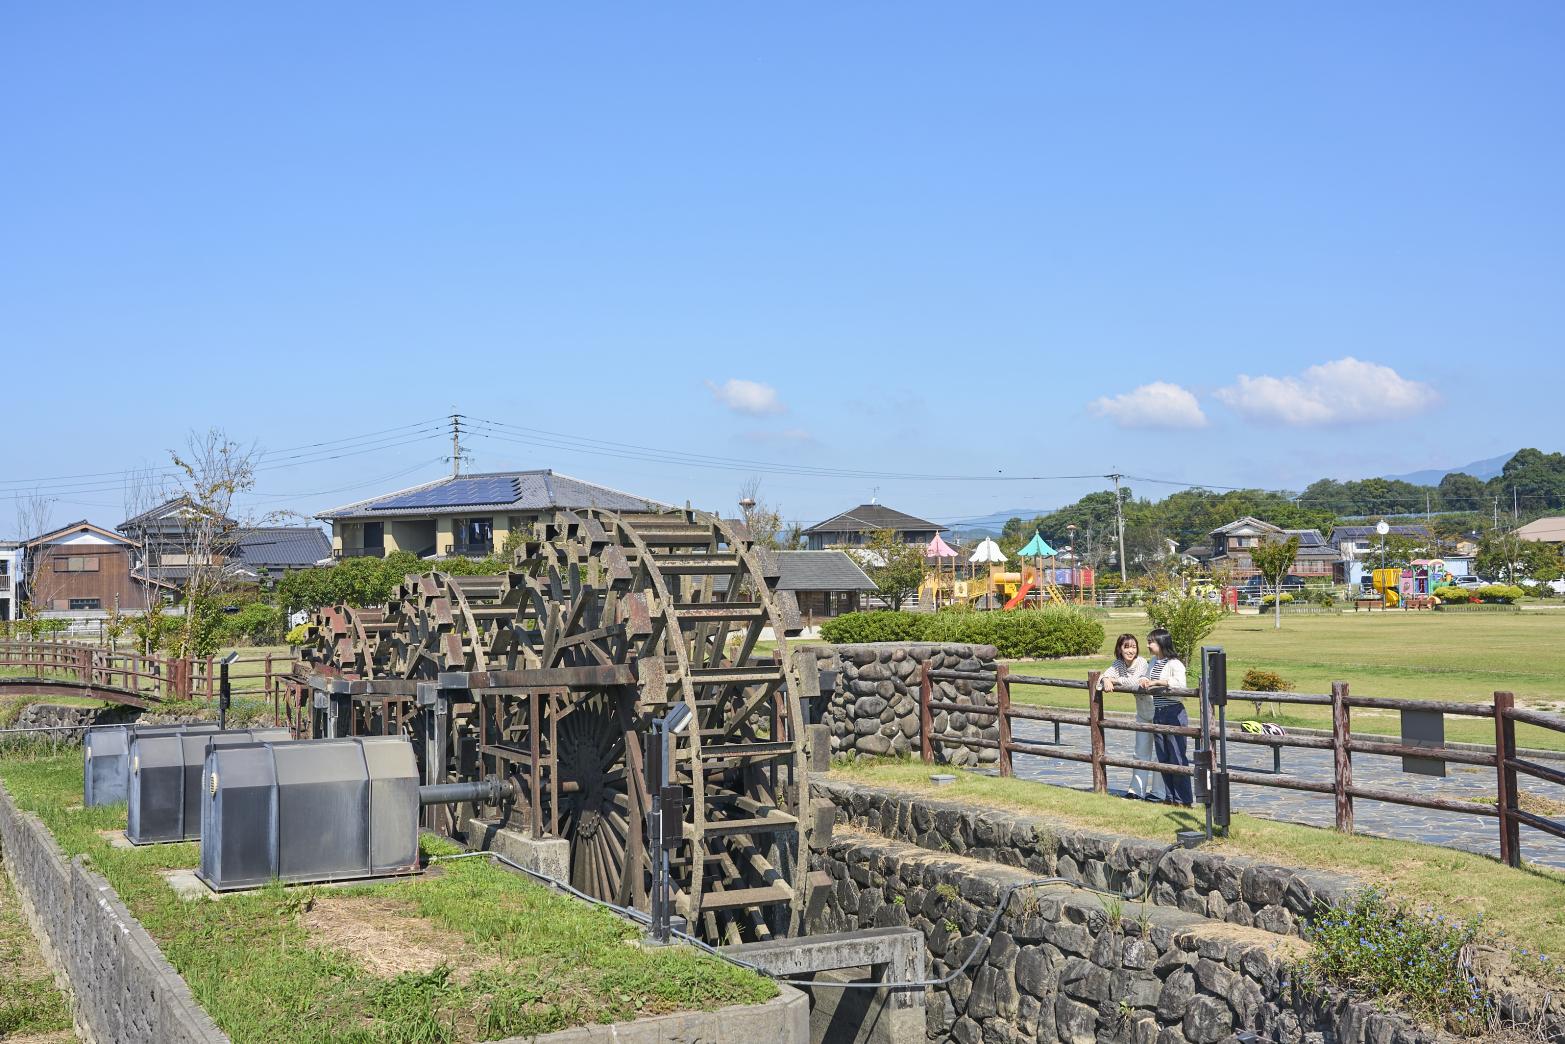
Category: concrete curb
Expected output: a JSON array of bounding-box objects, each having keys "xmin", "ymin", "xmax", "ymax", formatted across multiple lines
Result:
[
  {"xmin": 513, "ymin": 985, "xmax": 810, "ymax": 1043},
  {"xmin": 0, "ymin": 782, "xmax": 228, "ymax": 1044}
]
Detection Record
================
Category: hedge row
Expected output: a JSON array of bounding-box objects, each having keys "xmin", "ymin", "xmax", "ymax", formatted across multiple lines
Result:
[
  {"xmin": 819, "ymin": 607, "xmax": 1106, "ymax": 659},
  {"xmin": 1433, "ymin": 584, "xmax": 1526, "ymax": 605}
]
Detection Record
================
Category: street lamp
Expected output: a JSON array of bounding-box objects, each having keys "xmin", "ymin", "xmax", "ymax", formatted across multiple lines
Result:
[
  {"xmin": 1066, "ymin": 523, "xmax": 1078, "ymax": 604},
  {"xmin": 1376, "ymin": 519, "xmax": 1390, "ymax": 573}
]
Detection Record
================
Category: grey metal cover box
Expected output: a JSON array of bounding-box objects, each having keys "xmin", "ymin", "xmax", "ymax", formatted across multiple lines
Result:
[
  {"xmin": 84, "ymin": 723, "xmax": 220, "ymax": 807},
  {"xmin": 198, "ymin": 736, "xmax": 421, "ymax": 892},
  {"xmin": 125, "ymin": 727, "xmax": 293, "ymax": 845}
]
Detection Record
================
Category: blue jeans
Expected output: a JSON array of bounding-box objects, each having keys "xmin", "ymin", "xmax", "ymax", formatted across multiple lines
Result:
[{"xmin": 1152, "ymin": 702, "xmax": 1193, "ymax": 805}]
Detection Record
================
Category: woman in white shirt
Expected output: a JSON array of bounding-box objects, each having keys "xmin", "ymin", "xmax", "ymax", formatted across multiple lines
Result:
[
  {"xmin": 1137, "ymin": 627, "xmax": 1192, "ymax": 807},
  {"xmin": 1099, "ymin": 633, "xmax": 1164, "ymax": 801}
]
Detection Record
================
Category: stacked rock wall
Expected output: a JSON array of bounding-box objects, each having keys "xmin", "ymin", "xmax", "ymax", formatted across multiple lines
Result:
[
  {"xmin": 816, "ymin": 779, "xmax": 1359, "ymax": 938},
  {"xmin": 814, "ymin": 643, "xmax": 1000, "ymax": 765},
  {"xmin": 812, "ymin": 828, "xmax": 1440, "ymax": 1044}
]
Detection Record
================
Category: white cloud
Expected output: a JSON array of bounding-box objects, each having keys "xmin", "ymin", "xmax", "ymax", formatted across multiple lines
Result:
[
  {"xmin": 1215, "ymin": 357, "xmax": 1438, "ymax": 426},
  {"xmin": 706, "ymin": 378, "xmax": 785, "ymax": 416},
  {"xmin": 1089, "ymin": 382, "xmax": 1209, "ymax": 430}
]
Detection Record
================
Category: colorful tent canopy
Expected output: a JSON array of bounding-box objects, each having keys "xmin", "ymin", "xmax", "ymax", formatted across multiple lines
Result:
[
  {"xmin": 969, "ymin": 538, "xmax": 1007, "ymax": 564},
  {"xmin": 1017, "ymin": 532, "xmax": 1055, "ymax": 558},
  {"xmin": 925, "ymin": 534, "xmax": 957, "ymax": 559}
]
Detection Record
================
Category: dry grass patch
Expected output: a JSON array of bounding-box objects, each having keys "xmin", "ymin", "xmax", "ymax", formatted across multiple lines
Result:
[{"xmin": 300, "ymin": 895, "xmax": 497, "ymax": 982}]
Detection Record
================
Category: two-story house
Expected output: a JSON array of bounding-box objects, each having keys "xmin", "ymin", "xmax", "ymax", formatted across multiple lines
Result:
[
  {"xmin": 1184, "ymin": 517, "xmax": 1337, "ymax": 581},
  {"xmin": 317, "ymin": 470, "xmax": 665, "ymax": 559},
  {"xmin": 119, "ymin": 499, "xmax": 332, "ymax": 590},
  {"xmin": 23, "ymin": 521, "xmax": 150, "ymax": 621},
  {"xmin": 801, "ymin": 503, "xmax": 945, "ymax": 551},
  {"xmin": 0, "ymin": 541, "xmax": 23, "ymax": 622},
  {"xmin": 1325, "ymin": 523, "xmax": 1476, "ymax": 588}
]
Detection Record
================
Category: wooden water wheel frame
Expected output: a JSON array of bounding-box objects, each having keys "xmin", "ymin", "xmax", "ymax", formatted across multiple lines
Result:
[{"xmin": 298, "ymin": 506, "xmax": 816, "ymax": 946}]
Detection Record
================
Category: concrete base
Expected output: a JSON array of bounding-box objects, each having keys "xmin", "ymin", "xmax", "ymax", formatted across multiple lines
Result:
[
  {"xmin": 161, "ymin": 866, "xmax": 443, "ymax": 901},
  {"xmin": 461, "ymin": 813, "xmax": 572, "ymax": 882},
  {"xmin": 723, "ymin": 928, "xmax": 925, "ymax": 1044},
  {"xmin": 97, "ymin": 828, "xmax": 136, "ymax": 850}
]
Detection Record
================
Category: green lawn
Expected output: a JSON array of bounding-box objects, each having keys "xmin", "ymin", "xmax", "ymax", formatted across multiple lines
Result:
[
  {"xmin": 0, "ymin": 753, "xmax": 772, "ymax": 1044},
  {"xmin": 831, "ymin": 759, "xmax": 1565, "ymax": 962}
]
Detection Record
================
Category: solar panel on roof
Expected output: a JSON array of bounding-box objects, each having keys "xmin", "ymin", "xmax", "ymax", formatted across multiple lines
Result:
[{"xmin": 371, "ymin": 477, "xmax": 520, "ymax": 511}]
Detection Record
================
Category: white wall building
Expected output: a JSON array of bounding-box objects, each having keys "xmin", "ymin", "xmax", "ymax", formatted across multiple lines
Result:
[{"xmin": 0, "ymin": 541, "xmax": 22, "ymax": 622}]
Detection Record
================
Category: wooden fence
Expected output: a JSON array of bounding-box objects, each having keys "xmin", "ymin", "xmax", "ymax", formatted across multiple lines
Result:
[
  {"xmin": 0, "ymin": 640, "xmax": 289, "ymax": 725},
  {"xmin": 917, "ymin": 661, "xmax": 1565, "ymax": 869}
]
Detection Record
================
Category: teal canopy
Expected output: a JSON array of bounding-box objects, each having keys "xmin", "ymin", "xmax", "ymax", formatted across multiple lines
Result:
[{"xmin": 1017, "ymin": 533, "xmax": 1056, "ymax": 558}]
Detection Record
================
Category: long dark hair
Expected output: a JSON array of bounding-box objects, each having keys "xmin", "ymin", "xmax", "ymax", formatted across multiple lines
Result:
[
  {"xmin": 1113, "ymin": 633, "xmax": 1139, "ymax": 663},
  {"xmin": 1146, "ymin": 628, "xmax": 1177, "ymax": 662}
]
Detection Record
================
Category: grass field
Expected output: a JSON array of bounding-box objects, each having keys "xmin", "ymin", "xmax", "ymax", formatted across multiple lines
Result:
[
  {"xmin": 0, "ymin": 752, "xmax": 772, "ymax": 1044},
  {"xmin": 770, "ymin": 609, "xmax": 1565, "ymax": 750},
  {"xmin": 832, "ymin": 759, "xmax": 1565, "ymax": 963}
]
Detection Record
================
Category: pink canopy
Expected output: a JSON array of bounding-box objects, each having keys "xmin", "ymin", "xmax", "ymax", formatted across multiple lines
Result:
[{"xmin": 925, "ymin": 534, "xmax": 957, "ymax": 559}]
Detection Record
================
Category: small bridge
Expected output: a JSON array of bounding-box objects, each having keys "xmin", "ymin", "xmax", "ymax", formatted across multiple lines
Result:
[{"xmin": 0, "ymin": 639, "xmax": 197, "ymax": 710}]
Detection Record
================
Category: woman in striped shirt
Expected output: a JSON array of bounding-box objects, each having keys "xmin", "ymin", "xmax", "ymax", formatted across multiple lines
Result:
[
  {"xmin": 1136, "ymin": 627, "xmax": 1192, "ymax": 806},
  {"xmin": 1099, "ymin": 633, "xmax": 1163, "ymax": 801}
]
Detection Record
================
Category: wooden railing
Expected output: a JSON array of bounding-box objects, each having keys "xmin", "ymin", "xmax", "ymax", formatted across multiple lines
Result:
[
  {"xmin": 917, "ymin": 661, "xmax": 1565, "ymax": 869},
  {"xmin": 0, "ymin": 640, "xmax": 289, "ymax": 725}
]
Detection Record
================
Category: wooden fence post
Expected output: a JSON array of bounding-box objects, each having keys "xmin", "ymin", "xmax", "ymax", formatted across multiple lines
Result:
[
  {"xmin": 1331, "ymin": 681, "xmax": 1354, "ymax": 833},
  {"xmin": 1494, "ymin": 690, "xmax": 1521, "ymax": 868},
  {"xmin": 206, "ymin": 655, "xmax": 215, "ymax": 702},
  {"xmin": 1088, "ymin": 670, "xmax": 1107, "ymax": 794},
  {"xmin": 996, "ymin": 663, "xmax": 1013, "ymax": 777},
  {"xmin": 919, "ymin": 662, "xmax": 934, "ymax": 764}
]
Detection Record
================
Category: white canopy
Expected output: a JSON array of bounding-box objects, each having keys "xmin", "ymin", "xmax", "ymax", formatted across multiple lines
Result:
[{"xmin": 968, "ymin": 538, "xmax": 1007, "ymax": 564}]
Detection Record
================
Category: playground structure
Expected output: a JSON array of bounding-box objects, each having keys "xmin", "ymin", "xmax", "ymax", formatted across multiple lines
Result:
[{"xmin": 1368, "ymin": 559, "xmax": 1451, "ymax": 608}]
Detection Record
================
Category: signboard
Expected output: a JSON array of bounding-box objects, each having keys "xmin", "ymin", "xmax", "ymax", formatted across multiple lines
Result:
[{"xmin": 1401, "ymin": 709, "xmax": 1446, "ymax": 777}]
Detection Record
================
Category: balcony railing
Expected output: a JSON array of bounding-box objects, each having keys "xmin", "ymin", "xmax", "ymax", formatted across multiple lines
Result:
[
  {"xmin": 447, "ymin": 541, "xmax": 494, "ymax": 558},
  {"xmin": 0, "ymin": 574, "xmax": 10, "ymax": 592},
  {"xmin": 334, "ymin": 547, "xmax": 385, "ymax": 559}
]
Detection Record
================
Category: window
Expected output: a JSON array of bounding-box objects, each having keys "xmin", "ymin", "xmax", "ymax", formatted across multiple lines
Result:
[
  {"xmin": 463, "ymin": 518, "xmax": 493, "ymax": 545},
  {"xmin": 361, "ymin": 521, "xmax": 384, "ymax": 549},
  {"xmin": 69, "ymin": 598, "xmax": 101, "ymax": 611},
  {"xmin": 53, "ymin": 555, "xmax": 101, "ymax": 573}
]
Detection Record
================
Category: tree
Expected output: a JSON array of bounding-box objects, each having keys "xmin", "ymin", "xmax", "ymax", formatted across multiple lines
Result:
[
  {"xmin": 14, "ymin": 491, "xmax": 58, "ymax": 626},
  {"xmin": 736, "ymin": 477, "xmax": 783, "ymax": 550},
  {"xmin": 1250, "ymin": 535, "xmax": 1300, "ymax": 630},
  {"xmin": 851, "ymin": 530, "xmax": 927, "ymax": 611},
  {"xmin": 1144, "ymin": 591, "xmax": 1227, "ymax": 679}
]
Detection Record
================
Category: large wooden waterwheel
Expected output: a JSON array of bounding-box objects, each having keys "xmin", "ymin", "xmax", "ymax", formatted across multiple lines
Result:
[{"xmin": 297, "ymin": 507, "xmax": 817, "ymax": 946}]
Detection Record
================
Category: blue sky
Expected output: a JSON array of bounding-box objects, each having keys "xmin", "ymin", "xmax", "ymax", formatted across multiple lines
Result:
[{"xmin": 3, "ymin": 4, "xmax": 1560, "ymax": 534}]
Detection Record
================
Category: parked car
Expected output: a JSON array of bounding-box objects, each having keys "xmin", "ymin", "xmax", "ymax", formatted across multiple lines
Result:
[{"xmin": 1449, "ymin": 575, "xmax": 1493, "ymax": 589}]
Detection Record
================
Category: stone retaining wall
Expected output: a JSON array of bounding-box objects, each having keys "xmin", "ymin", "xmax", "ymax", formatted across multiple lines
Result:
[
  {"xmin": 0, "ymin": 783, "xmax": 226, "ymax": 1043},
  {"xmin": 8, "ymin": 703, "xmax": 208, "ymax": 744},
  {"xmin": 814, "ymin": 643, "xmax": 1001, "ymax": 765},
  {"xmin": 813, "ymin": 827, "xmax": 1438, "ymax": 1044},
  {"xmin": 816, "ymin": 779, "xmax": 1359, "ymax": 938}
]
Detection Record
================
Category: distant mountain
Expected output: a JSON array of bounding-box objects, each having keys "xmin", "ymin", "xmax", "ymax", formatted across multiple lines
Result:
[
  {"xmin": 1383, "ymin": 452, "xmax": 1514, "ymax": 486},
  {"xmin": 941, "ymin": 508, "xmax": 1057, "ymax": 537}
]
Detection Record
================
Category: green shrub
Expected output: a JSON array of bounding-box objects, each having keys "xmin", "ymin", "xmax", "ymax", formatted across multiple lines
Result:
[
  {"xmin": 1475, "ymin": 584, "xmax": 1524, "ymax": 604},
  {"xmin": 1434, "ymin": 586, "xmax": 1477, "ymax": 605},
  {"xmin": 1306, "ymin": 587, "xmax": 1336, "ymax": 607},
  {"xmin": 1297, "ymin": 888, "xmax": 1489, "ymax": 1034},
  {"xmin": 1259, "ymin": 592, "xmax": 1295, "ymax": 606},
  {"xmin": 218, "ymin": 602, "xmax": 284, "ymax": 645},
  {"xmin": 819, "ymin": 607, "xmax": 1104, "ymax": 659},
  {"xmin": 285, "ymin": 623, "xmax": 311, "ymax": 646},
  {"xmin": 1240, "ymin": 668, "xmax": 1292, "ymax": 692}
]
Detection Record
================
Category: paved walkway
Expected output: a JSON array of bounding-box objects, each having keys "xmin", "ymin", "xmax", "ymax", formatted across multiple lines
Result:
[{"xmin": 1003, "ymin": 717, "xmax": 1565, "ymax": 871}]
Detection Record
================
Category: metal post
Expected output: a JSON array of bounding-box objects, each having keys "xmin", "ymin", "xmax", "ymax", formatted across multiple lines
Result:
[
  {"xmin": 218, "ymin": 651, "xmax": 238, "ymax": 730},
  {"xmin": 1202, "ymin": 647, "xmax": 1230, "ymax": 837},
  {"xmin": 646, "ymin": 704, "xmax": 690, "ymax": 945}
]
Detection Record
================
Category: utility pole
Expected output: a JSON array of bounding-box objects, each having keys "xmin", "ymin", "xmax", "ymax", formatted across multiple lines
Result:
[
  {"xmin": 450, "ymin": 413, "xmax": 463, "ymax": 477},
  {"xmin": 1513, "ymin": 485, "xmax": 1519, "ymax": 522},
  {"xmin": 1493, "ymin": 496, "xmax": 1500, "ymax": 531},
  {"xmin": 1107, "ymin": 473, "xmax": 1127, "ymax": 582}
]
